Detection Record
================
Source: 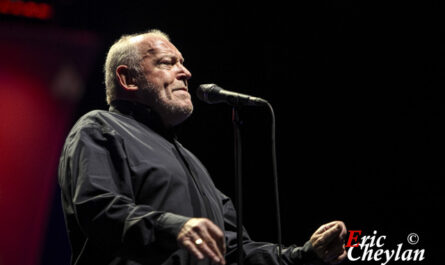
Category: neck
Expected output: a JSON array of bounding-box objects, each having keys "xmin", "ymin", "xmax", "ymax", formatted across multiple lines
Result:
[{"xmin": 109, "ymin": 99, "xmax": 177, "ymax": 140}]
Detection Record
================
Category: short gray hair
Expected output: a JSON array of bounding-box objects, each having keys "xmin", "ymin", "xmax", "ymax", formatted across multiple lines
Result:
[{"xmin": 104, "ymin": 29, "xmax": 170, "ymax": 104}]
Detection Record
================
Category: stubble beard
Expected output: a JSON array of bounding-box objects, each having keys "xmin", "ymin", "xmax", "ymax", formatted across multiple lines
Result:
[{"xmin": 138, "ymin": 78, "xmax": 194, "ymax": 127}]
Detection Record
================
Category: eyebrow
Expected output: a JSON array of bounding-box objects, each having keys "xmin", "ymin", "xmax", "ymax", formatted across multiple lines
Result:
[
  {"xmin": 146, "ymin": 48, "xmax": 158, "ymax": 54},
  {"xmin": 144, "ymin": 48, "xmax": 184, "ymax": 62}
]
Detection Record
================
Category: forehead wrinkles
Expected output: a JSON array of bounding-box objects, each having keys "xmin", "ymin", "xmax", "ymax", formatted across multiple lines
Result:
[{"xmin": 139, "ymin": 37, "xmax": 182, "ymax": 60}]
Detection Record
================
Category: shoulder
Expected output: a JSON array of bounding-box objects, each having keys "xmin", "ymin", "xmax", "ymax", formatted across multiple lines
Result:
[
  {"xmin": 70, "ymin": 109, "xmax": 137, "ymax": 133},
  {"xmin": 72, "ymin": 110, "xmax": 118, "ymax": 129},
  {"xmin": 64, "ymin": 110, "xmax": 124, "ymax": 148}
]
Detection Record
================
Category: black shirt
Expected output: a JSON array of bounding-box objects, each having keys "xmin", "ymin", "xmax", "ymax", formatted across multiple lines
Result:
[{"xmin": 58, "ymin": 100, "xmax": 318, "ymax": 265}]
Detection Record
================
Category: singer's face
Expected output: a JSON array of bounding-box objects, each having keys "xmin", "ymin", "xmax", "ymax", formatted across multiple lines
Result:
[{"xmin": 136, "ymin": 35, "xmax": 193, "ymax": 127}]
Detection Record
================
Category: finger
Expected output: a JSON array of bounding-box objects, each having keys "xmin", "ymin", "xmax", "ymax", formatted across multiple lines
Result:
[
  {"xmin": 324, "ymin": 241, "xmax": 345, "ymax": 262},
  {"xmin": 198, "ymin": 240, "xmax": 224, "ymax": 264},
  {"xmin": 206, "ymin": 220, "xmax": 226, "ymax": 255},
  {"xmin": 314, "ymin": 224, "xmax": 341, "ymax": 248},
  {"xmin": 197, "ymin": 240, "xmax": 221, "ymax": 264},
  {"xmin": 198, "ymin": 228, "xmax": 225, "ymax": 264},
  {"xmin": 337, "ymin": 221, "xmax": 347, "ymax": 239},
  {"xmin": 314, "ymin": 221, "xmax": 338, "ymax": 235},
  {"xmin": 190, "ymin": 224, "xmax": 223, "ymax": 265},
  {"xmin": 182, "ymin": 239, "xmax": 205, "ymax": 261}
]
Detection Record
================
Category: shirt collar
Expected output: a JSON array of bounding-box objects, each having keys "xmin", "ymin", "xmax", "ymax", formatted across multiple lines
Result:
[{"xmin": 109, "ymin": 99, "xmax": 177, "ymax": 141}]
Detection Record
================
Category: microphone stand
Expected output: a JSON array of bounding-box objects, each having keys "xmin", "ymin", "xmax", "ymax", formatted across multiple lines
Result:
[
  {"xmin": 231, "ymin": 102, "xmax": 282, "ymax": 265},
  {"xmin": 197, "ymin": 84, "xmax": 282, "ymax": 265},
  {"xmin": 232, "ymin": 106, "xmax": 244, "ymax": 265}
]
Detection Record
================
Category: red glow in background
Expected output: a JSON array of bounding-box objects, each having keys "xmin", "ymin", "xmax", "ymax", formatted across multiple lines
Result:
[
  {"xmin": 0, "ymin": 25, "xmax": 99, "ymax": 265},
  {"xmin": 0, "ymin": 0, "xmax": 53, "ymax": 20}
]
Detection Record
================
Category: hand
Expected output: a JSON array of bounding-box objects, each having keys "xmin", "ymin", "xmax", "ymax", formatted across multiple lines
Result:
[
  {"xmin": 310, "ymin": 221, "xmax": 347, "ymax": 264},
  {"xmin": 177, "ymin": 218, "xmax": 226, "ymax": 265}
]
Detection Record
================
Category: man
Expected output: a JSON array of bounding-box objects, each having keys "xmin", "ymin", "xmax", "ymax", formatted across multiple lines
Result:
[{"xmin": 58, "ymin": 29, "xmax": 347, "ymax": 265}]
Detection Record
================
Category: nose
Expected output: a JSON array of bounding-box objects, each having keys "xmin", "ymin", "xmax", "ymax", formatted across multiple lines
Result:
[{"xmin": 177, "ymin": 63, "xmax": 192, "ymax": 81}]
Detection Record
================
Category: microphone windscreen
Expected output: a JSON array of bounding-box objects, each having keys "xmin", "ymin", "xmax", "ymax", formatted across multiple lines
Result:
[{"xmin": 197, "ymin": 84, "xmax": 222, "ymax": 103}]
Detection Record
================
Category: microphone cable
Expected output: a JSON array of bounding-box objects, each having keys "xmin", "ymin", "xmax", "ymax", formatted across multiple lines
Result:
[
  {"xmin": 265, "ymin": 101, "xmax": 283, "ymax": 265},
  {"xmin": 196, "ymin": 84, "xmax": 283, "ymax": 264}
]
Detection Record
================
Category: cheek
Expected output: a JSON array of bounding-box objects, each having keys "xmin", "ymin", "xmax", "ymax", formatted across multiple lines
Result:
[
  {"xmin": 163, "ymin": 73, "xmax": 177, "ymax": 87},
  {"xmin": 150, "ymin": 72, "xmax": 175, "ymax": 89},
  {"xmin": 145, "ymin": 67, "xmax": 169, "ymax": 79}
]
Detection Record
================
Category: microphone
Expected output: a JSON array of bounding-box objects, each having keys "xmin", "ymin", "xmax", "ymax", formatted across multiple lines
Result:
[{"xmin": 196, "ymin": 84, "xmax": 268, "ymax": 106}]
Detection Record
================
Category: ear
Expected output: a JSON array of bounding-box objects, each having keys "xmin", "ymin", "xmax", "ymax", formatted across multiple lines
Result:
[{"xmin": 116, "ymin": 65, "xmax": 139, "ymax": 91}]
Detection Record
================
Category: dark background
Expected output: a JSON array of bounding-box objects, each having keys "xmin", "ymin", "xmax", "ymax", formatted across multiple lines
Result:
[{"xmin": 2, "ymin": 1, "xmax": 441, "ymax": 264}]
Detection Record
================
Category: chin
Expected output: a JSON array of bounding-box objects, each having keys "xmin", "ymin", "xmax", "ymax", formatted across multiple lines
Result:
[{"xmin": 165, "ymin": 103, "xmax": 194, "ymax": 127}]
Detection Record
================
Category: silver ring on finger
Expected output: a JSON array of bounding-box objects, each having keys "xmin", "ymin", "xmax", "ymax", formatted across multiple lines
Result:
[{"xmin": 195, "ymin": 238, "xmax": 203, "ymax": 245}]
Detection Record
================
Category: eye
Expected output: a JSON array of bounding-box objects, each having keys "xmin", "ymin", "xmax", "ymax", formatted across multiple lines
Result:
[
  {"xmin": 159, "ymin": 59, "xmax": 173, "ymax": 65},
  {"xmin": 158, "ymin": 56, "xmax": 178, "ymax": 66}
]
